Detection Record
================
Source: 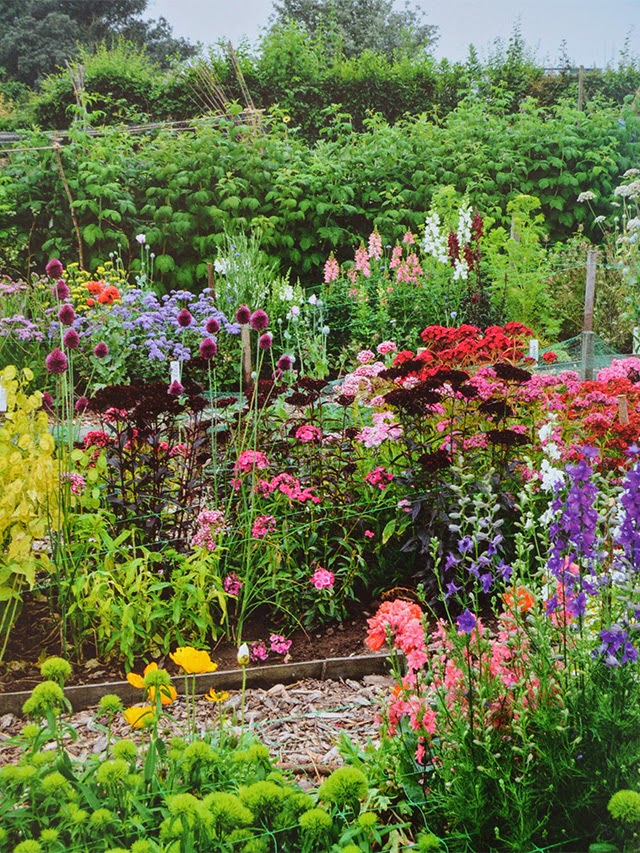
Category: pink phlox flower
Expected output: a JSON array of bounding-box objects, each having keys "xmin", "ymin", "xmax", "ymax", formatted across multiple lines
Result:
[
  {"xmin": 192, "ymin": 508, "xmax": 226, "ymax": 550},
  {"xmin": 234, "ymin": 449, "xmax": 270, "ymax": 474},
  {"xmin": 269, "ymin": 634, "xmax": 292, "ymax": 654},
  {"xmin": 354, "ymin": 246, "xmax": 371, "ymax": 277},
  {"xmin": 295, "ymin": 423, "xmax": 323, "ymax": 443},
  {"xmin": 358, "ymin": 411, "xmax": 402, "ymax": 448},
  {"xmin": 252, "ymin": 514, "xmax": 276, "ymax": 539},
  {"xmin": 368, "ymin": 231, "xmax": 383, "ymax": 260},
  {"xmin": 269, "ymin": 472, "xmax": 321, "ymax": 503},
  {"xmin": 310, "ymin": 567, "xmax": 335, "ymax": 589}
]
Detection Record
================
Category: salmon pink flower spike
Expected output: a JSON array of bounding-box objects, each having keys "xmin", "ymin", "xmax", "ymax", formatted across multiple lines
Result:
[{"xmin": 324, "ymin": 253, "xmax": 339, "ymax": 283}]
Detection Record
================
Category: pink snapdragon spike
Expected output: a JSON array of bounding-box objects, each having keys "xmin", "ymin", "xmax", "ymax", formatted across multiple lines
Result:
[
  {"xmin": 324, "ymin": 253, "xmax": 339, "ymax": 283},
  {"xmin": 310, "ymin": 567, "xmax": 335, "ymax": 590},
  {"xmin": 354, "ymin": 245, "xmax": 371, "ymax": 277},
  {"xmin": 368, "ymin": 230, "xmax": 383, "ymax": 260}
]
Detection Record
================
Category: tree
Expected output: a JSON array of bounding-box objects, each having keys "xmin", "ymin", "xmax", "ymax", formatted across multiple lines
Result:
[
  {"xmin": 0, "ymin": 0, "xmax": 196, "ymax": 87},
  {"xmin": 269, "ymin": 0, "xmax": 438, "ymax": 59}
]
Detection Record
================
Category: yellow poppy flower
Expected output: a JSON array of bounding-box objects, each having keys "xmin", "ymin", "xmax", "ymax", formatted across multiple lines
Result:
[
  {"xmin": 169, "ymin": 647, "xmax": 218, "ymax": 675},
  {"xmin": 126, "ymin": 662, "xmax": 177, "ymax": 705},
  {"xmin": 204, "ymin": 688, "xmax": 230, "ymax": 703},
  {"xmin": 123, "ymin": 706, "xmax": 156, "ymax": 729}
]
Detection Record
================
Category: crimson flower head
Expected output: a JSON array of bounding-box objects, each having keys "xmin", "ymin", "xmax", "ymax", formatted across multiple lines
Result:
[
  {"xmin": 75, "ymin": 396, "xmax": 89, "ymax": 413},
  {"xmin": 177, "ymin": 308, "xmax": 192, "ymax": 328},
  {"xmin": 205, "ymin": 317, "xmax": 220, "ymax": 334},
  {"xmin": 42, "ymin": 391, "xmax": 54, "ymax": 411},
  {"xmin": 63, "ymin": 329, "xmax": 80, "ymax": 349},
  {"xmin": 58, "ymin": 304, "xmax": 75, "ymax": 326},
  {"xmin": 53, "ymin": 279, "xmax": 70, "ymax": 300},
  {"xmin": 258, "ymin": 332, "xmax": 273, "ymax": 350},
  {"xmin": 45, "ymin": 258, "xmax": 63, "ymax": 278},
  {"xmin": 250, "ymin": 309, "xmax": 269, "ymax": 332},
  {"xmin": 235, "ymin": 304, "xmax": 251, "ymax": 325},
  {"xmin": 277, "ymin": 355, "xmax": 292, "ymax": 371},
  {"xmin": 199, "ymin": 338, "xmax": 218, "ymax": 360},
  {"xmin": 45, "ymin": 348, "xmax": 68, "ymax": 374},
  {"xmin": 542, "ymin": 351, "xmax": 558, "ymax": 364},
  {"xmin": 93, "ymin": 342, "xmax": 109, "ymax": 359},
  {"xmin": 168, "ymin": 380, "xmax": 184, "ymax": 397}
]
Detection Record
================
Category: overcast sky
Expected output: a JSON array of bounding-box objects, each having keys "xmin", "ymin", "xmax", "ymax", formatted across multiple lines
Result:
[{"xmin": 149, "ymin": 0, "xmax": 640, "ymax": 67}]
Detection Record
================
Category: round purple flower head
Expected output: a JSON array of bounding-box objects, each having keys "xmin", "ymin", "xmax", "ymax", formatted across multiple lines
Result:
[
  {"xmin": 235, "ymin": 304, "xmax": 251, "ymax": 325},
  {"xmin": 63, "ymin": 329, "xmax": 80, "ymax": 349},
  {"xmin": 199, "ymin": 338, "xmax": 218, "ymax": 360},
  {"xmin": 53, "ymin": 279, "xmax": 70, "ymax": 300},
  {"xmin": 177, "ymin": 308, "xmax": 192, "ymax": 328},
  {"xmin": 250, "ymin": 309, "xmax": 269, "ymax": 332},
  {"xmin": 45, "ymin": 348, "xmax": 68, "ymax": 375},
  {"xmin": 45, "ymin": 258, "xmax": 64, "ymax": 279},
  {"xmin": 58, "ymin": 304, "xmax": 75, "ymax": 326},
  {"xmin": 42, "ymin": 391, "xmax": 54, "ymax": 412},
  {"xmin": 168, "ymin": 380, "xmax": 184, "ymax": 397},
  {"xmin": 258, "ymin": 332, "xmax": 273, "ymax": 351},
  {"xmin": 277, "ymin": 354, "xmax": 292, "ymax": 371},
  {"xmin": 93, "ymin": 342, "xmax": 109, "ymax": 359},
  {"xmin": 75, "ymin": 396, "xmax": 89, "ymax": 413},
  {"xmin": 205, "ymin": 317, "xmax": 220, "ymax": 334}
]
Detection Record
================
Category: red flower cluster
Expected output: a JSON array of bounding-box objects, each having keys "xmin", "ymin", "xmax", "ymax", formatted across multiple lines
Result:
[
  {"xmin": 400, "ymin": 323, "xmax": 534, "ymax": 372},
  {"xmin": 86, "ymin": 280, "xmax": 121, "ymax": 307}
]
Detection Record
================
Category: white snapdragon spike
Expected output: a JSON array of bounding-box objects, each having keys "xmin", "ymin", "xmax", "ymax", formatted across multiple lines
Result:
[
  {"xmin": 456, "ymin": 203, "xmax": 472, "ymax": 246},
  {"xmin": 423, "ymin": 211, "xmax": 449, "ymax": 263},
  {"xmin": 452, "ymin": 258, "xmax": 468, "ymax": 281},
  {"xmin": 214, "ymin": 258, "xmax": 229, "ymax": 274},
  {"xmin": 537, "ymin": 420, "xmax": 555, "ymax": 443},
  {"xmin": 281, "ymin": 285, "xmax": 294, "ymax": 301},
  {"xmin": 540, "ymin": 458, "xmax": 565, "ymax": 492}
]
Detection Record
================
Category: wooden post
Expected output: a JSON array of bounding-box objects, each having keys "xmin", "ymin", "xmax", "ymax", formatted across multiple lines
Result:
[
  {"xmin": 206, "ymin": 261, "xmax": 216, "ymax": 302},
  {"xmin": 581, "ymin": 249, "xmax": 597, "ymax": 380},
  {"xmin": 241, "ymin": 325, "xmax": 252, "ymax": 390},
  {"xmin": 617, "ymin": 395, "xmax": 630, "ymax": 424},
  {"xmin": 577, "ymin": 65, "xmax": 585, "ymax": 111}
]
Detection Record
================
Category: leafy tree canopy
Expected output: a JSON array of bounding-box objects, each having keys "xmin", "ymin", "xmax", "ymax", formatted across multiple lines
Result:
[
  {"xmin": 0, "ymin": 0, "xmax": 196, "ymax": 87},
  {"xmin": 269, "ymin": 0, "xmax": 438, "ymax": 58}
]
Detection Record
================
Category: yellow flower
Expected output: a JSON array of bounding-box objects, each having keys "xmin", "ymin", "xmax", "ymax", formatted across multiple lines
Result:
[
  {"xmin": 204, "ymin": 688, "xmax": 230, "ymax": 703},
  {"xmin": 169, "ymin": 647, "xmax": 218, "ymax": 675},
  {"xmin": 123, "ymin": 706, "xmax": 156, "ymax": 729},
  {"xmin": 126, "ymin": 662, "xmax": 177, "ymax": 706}
]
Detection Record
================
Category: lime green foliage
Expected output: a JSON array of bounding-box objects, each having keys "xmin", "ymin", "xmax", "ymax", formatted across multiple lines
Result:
[{"xmin": 0, "ymin": 366, "xmax": 58, "ymax": 659}]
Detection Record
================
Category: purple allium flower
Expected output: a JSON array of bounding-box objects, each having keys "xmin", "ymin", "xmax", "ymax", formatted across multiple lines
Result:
[
  {"xmin": 168, "ymin": 380, "xmax": 184, "ymax": 396},
  {"xmin": 45, "ymin": 258, "xmax": 63, "ymax": 278},
  {"xmin": 258, "ymin": 332, "xmax": 273, "ymax": 350},
  {"xmin": 93, "ymin": 342, "xmax": 109, "ymax": 359},
  {"xmin": 277, "ymin": 354, "xmax": 292, "ymax": 371},
  {"xmin": 456, "ymin": 608, "xmax": 477, "ymax": 634},
  {"xmin": 45, "ymin": 348, "xmax": 68, "ymax": 374},
  {"xmin": 235, "ymin": 304, "xmax": 251, "ymax": 325},
  {"xmin": 205, "ymin": 317, "xmax": 220, "ymax": 334},
  {"xmin": 199, "ymin": 338, "xmax": 218, "ymax": 360},
  {"xmin": 63, "ymin": 329, "xmax": 80, "ymax": 349},
  {"xmin": 58, "ymin": 304, "xmax": 75, "ymax": 326},
  {"xmin": 42, "ymin": 391, "xmax": 54, "ymax": 412},
  {"xmin": 250, "ymin": 309, "xmax": 269, "ymax": 332},
  {"xmin": 75, "ymin": 396, "xmax": 89, "ymax": 413},
  {"xmin": 53, "ymin": 279, "xmax": 69, "ymax": 300},
  {"xmin": 177, "ymin": 308, "xmax": 192, "ymax": 328}
]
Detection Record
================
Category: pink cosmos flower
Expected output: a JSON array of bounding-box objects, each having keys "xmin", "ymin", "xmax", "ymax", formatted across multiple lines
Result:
[
  {"xmin": 310, "ymin": 567, "xmax": 335, "ymax": 590},
  {"xmin": 251, "ymin": 514, "xmax": 276, "ymax": 539}
]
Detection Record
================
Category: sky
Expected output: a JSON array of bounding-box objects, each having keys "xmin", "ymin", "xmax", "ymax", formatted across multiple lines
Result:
[{"xmin": 149, "ymin": 0, "xmax": 640, "ymax": 68}]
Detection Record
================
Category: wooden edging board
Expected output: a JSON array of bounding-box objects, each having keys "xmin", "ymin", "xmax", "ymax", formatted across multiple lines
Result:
[{"xmin": 0, "ymin": 653, "xmax": 392, "ymax": 717}]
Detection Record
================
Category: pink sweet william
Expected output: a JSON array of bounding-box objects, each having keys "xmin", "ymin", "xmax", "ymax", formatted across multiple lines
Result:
[
  {"xmin": 234, "ymin": 449, "xmax": 270, "ymax": 474},
  {"xmin": 310, "ymin": 567, "xmax": 335, "ymax": 590},
  {"xmin": 251, "ymin": 514, "xmax": 276, "ymax": 539},
  {"xmin": 269, "ymin": 634, "xmax": 292, "ymax": 654},
  {"xmin": 295, "ymin": 424, "xmax": 322, "ymax": 443}
]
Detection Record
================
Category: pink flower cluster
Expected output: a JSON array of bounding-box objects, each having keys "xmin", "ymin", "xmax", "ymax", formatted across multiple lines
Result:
[
  {"xmin": 364, "ymin": 466, "xmax": 394, "ymax": 490},
  {"xmin": 257, "ymin": 472, "xmax": 321, "ymax": 504},
  {"xmin": 270, "ymin": 633, "xmax": 292, "ymax": 654},
  {"xmin": 355, "ymin": 246, "xmax": 371, "ymax": 277},
  {"xmin": 324, "ymin": 253, "xmax": 340, "ymax": 283},
  {"xmin": 234, "ymin": 450, "xmax": 270, "ymax": 474},
  {"xmin": 357, "ymin": 349, "xmax": 375, "ymax": 364},
  {"xmin": 63, "ymin": 472, "xmax": 86, "ymax": 495},
  {"xmin": 377, "ymin": 340, "xmax": 398, "ymax": 355},
  {"xmin": 368, "ymin": 231, "xmax": 383, "ymax": 260},
  {"xmin": 358, "ymin": 412, "xmax": 402, "ymax": 448},
  {"xmin": 310, "ymin": 567, "xmax": 335, "ymax": 589},
  {"xmin": 192, "ymin": 508, "xmax": 226, "ymax": 551},
  {"xmin": 295, "ymin": 424, "xmax": 323, "ymax": 443},
  {"xmin": 223, "ymin": 573, "xmax": 242, "ymax": 596},
  {"xmin": 251, "ymin": 514, "xmax": 277, "ymax": 539}
]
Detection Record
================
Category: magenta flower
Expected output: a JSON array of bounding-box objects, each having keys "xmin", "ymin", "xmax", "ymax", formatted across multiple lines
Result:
[
  {"xmin": 223, "ymin": 573, "xmax": 242, "ymax": 596},
  {"xmin": 177, "ymin": 308, "xmax": 192, "ymax": 328},
  {"xmin": 199, "ymin": 337, "xmax": 218, "ymax": 360},
  {"xmin": 45, "ymin": 258, "xmax": 63, "ymax": 278},
  {"xmin": 251, "ymin": 514, "xmax": 277, "ymax": 539},
  {"xmin": 234, "ymin": 450, "xmax": 270, "ymax": 474},
  {"xmin": 58, "ymin": 304, "xmax": 75, "ymax": 326},
  {"xmin": 269, "ymin": 634, "xmax": 292, "ymax": 655},
  {"xmin": 295, "ymin": 424, "xmax": 322, "ymax": 443},
  {"xmin": 93, "ymin": 342, "xmax": 109, "ymax": 359},
  {"xmin": 53, "ymin": 279, "xmax": 70, "ymax": 300},
  {"xmin": 364, "ymin": 530, "xmax": 375, "ymax": 539},
  {"xmin": 167, "ymin": 380, "xmax": 184, "ymax": 396},
  {"xmin": 206, "ymin": 317, "xmax": 220, "ymax": 334},
  {"xmin": 235, "ymin": 304, "xmax": 251, "ymax": 325},
  {"xmin": 277, "ymin": 355, "xmax": 292, "ymax": 371},
  {"xmin": 45, "ymin": 348, "xmax": 68, "ymax": 374},
  {"xmin": 258, "ymin": 332, "xmax": 273, "ymax": 350},
  {"xmin": 249, "ymin": 309, "xmax": 269, "ymax": 332},
  {"xmin": 310, "ymin": 567, "xmax": 335, "ymax": 590},
  {"xmin": 63, "ymin": 329, "xmax": 80, "ymax": 349},
  {"xmin": 250, "ymin": 641, "xmax": 269, "ymax": 662},
  {"xmin": 75, "ymin": 396, "xmax": 89, "ymax": 413},
  {"xmin": 42, "ymin": 391, "xmax": 54, "ymax": 411}
]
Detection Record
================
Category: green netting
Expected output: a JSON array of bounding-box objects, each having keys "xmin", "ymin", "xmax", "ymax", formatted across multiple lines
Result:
[{"xmin": 538, "ymin": 333, "xmax": 630, "ymax": 375}]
